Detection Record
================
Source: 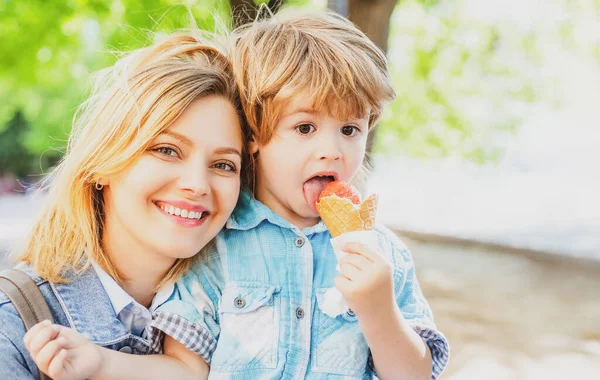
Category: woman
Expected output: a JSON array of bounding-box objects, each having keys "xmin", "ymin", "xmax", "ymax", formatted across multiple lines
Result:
[{"xmin": 0, "ymin": 32, "xmax": 249, "ymax": 379}]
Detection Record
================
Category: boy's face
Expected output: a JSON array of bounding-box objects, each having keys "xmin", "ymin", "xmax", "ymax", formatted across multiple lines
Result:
[{"xmin": 251, "ymin": 95, "xmax": 369, "ymax": 230}]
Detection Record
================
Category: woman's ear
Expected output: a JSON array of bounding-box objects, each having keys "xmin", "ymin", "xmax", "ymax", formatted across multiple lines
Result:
[{"xmin": 96, "ymin": 177, "xmax": 109, "ymax": 188}]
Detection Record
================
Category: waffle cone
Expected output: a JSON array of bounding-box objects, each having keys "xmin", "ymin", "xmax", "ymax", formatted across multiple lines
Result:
[{"xmin": 316, "ymin": 193, "xmax": 378, "ymax": 237}]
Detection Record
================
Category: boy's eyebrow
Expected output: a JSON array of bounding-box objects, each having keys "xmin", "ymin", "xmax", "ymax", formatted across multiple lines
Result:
[
  {"xmin": 283, "ymin": 107, "xmax": 369, "ymax": 122},
  {"xmin": 215, "ymin": 147, "xmax": 242, "ymax": 158},
  {"xmin": 162, "ymin": 131, "xmax": 194, "ymax": 146},
  {"xmin": 294, "ymin": 108, "xmax": 317, "ymax": 114},
  {"xmin": 283, "ymin": 107, "xmax": 318, "ymax": 117}
]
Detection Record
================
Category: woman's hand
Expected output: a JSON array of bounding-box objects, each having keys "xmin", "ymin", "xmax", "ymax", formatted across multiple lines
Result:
[
  {"xmin": 334, "ymin": 242, "xmax": 396, "ymax": 318},
  {"xmin": 23, "ymin": 320, "xmax": 102, "ymax": 380}
]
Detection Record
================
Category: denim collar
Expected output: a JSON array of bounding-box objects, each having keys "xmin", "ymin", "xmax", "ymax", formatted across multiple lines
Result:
[
  {"xmin": 50, "ymin": 266, "xmax": 130, "ymax": 344},
  {"xmin": 226, "ymin": 192, "xmax": 329, "ymax": 237}
]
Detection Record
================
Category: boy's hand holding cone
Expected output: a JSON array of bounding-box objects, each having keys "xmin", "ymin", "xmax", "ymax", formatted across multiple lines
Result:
[{"xmin": 315, "ymin": 181, "xmax": 393, "ymax": 318}]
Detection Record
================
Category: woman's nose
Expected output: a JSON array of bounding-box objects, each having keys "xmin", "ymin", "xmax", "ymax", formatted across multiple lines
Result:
[{"xmin": 179, "ymin": 166, "xmax": 210, "ymax": 198}]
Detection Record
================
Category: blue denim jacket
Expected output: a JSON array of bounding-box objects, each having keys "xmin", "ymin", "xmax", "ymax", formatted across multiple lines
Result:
[
  {"xmin": 150, "ymin": 193, "xmax": 449, "ymax": 379},
  {"xmin": 0, "ymin": 263, "xmax": 155, "ymax": 379}
]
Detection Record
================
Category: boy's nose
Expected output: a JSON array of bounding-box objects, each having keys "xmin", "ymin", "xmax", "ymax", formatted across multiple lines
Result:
[
  {"xmin": 319, "ymin": 150, "xmax": 341, "ymax": 161},
  {"xmin": 315, "ymin": 134, "xmax": 342, "ymax": 161}
]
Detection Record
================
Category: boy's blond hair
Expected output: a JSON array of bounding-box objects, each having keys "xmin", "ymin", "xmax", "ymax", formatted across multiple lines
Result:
[
  {"xmin": 230, "ymin": 10, "xmax": 396, "ymax": 146},
  {"xmin": 15, "ymin": 33, "xmax": 245, "ymax": 289}
]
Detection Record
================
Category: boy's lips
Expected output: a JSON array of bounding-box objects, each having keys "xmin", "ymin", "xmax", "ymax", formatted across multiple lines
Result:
[{"xmin": 303, "ymin": 171, "xmax": 339, "ymax": 183}]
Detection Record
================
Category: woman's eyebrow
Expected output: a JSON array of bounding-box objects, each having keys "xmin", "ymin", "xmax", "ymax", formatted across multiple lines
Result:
[{"xmin": 162, "ymin": 131, "xmax": 194, "ymax": 146}]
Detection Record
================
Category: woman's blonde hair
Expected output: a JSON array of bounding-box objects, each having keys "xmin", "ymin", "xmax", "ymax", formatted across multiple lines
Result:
[
  {"xmin": 15, "ymin": 32, "xmax": 245, "ymax": 289},
  {"xmin": 230, "ymin": 10, "xmax": 396, "ymax": 146}
]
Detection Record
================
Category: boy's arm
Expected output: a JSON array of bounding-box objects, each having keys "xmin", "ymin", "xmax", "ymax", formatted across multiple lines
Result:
[
  {"xmin": 357, "ymin": 302, "xmax": 432, "ymax": 379},
  {"xmin": 94, "ymin": 335, "xmax": 209, "ymax": 380},
  {"xmin": 335, "ymin": 242, "xmax": 433, "ymax": 379},
  {"xmin": 381, "ymin": 240, "xmax": 450, "ymax": 379},
  {"xmin": 24, "ymin": 321, "xmax": 102, "ymax": 380},
  {"xmin": 24, "ymin": 321, "xmax": 208, "ymax": 380},
  {"xmin": 98, "ymin": 264, "xmax": 220, "ymax": 380}
]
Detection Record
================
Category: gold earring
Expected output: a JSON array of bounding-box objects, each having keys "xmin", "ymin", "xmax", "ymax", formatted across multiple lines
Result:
[{"xmin": 95, "ymin": 183, "xmax": 104, "ymax": 190}]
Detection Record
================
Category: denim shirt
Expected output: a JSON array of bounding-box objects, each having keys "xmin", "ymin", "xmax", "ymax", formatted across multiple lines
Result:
[
  {"xmin": 0, "ymin": 263, "xmax": 156, "ymax": 380},
  {"xmin": 151, "ymin": 192, "xmax": 449, "ymax": 379}
]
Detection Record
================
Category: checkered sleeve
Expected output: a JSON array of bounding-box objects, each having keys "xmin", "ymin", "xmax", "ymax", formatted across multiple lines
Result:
[
  {"xmin": 146, "ymin": 312, "xmax": 217, "ymax": 364},
  {"xmin": 413, "ymin": 325, "xmax": 450, "ymax": 379}
]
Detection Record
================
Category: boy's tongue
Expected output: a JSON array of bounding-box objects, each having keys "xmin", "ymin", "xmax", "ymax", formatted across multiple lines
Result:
[{"xmin": 303, "ymin": 177, "xmax": 332, "ymax": 211}]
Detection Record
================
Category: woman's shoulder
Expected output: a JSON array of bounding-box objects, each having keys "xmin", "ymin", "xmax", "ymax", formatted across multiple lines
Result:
[
  {"xmin": 0, "ymin": 265, "xmax": 52, "ymax": 379},
  {"xmin": 0, "ymin": 264, "xmax": 55, "ymax": 340},
  {"xmin": 1, "ymin": 264, "xmax": 137, "ymax": 346},
  {"xmin": 0, "ymin": 267, "xmax": 39, "ymax": 376}
]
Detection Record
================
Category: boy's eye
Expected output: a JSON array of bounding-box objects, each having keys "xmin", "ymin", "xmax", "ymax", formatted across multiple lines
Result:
[
  {"xmin": 341, "ymin": 125, "xmax": 359, "ymax": 136},
  {"xmin": 296, "ymin": 123, "xmax": 316, "ymax": 135},
  {"xmin": 154, "ymin": 146, "xmax": 179, "ymax": 157}
]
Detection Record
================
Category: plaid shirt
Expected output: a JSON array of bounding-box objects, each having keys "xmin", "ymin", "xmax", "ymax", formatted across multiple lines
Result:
[{"xmin": 148, "ymin": 192, "xmax": 449, "ymax": 379}]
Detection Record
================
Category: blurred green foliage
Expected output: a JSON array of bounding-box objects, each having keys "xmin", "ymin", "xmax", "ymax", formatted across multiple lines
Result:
[
  {"xmin": 0, "ymin": 112, "xmax": 34, "ymax": 177},
  {"xmin": 376, "ymin": 1, "xmax": 539, "ymax": 163},
  {"xmin": 0, "ymin": 0, "xmax": 232, "ymax": 172},
  {"xmin": 376, "ymin": 0, "xmax": 600, "ymax": 162}
]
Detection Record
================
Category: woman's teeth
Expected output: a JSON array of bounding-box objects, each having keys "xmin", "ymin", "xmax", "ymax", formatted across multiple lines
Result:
[{"xmin": 160, "ymin": 204, "xmax": 204, "ymax": 220}]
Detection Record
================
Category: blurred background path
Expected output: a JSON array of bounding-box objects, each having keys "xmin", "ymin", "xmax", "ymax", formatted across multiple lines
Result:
[{"xmin": 405, "ymin": 236, "xmax": 600, "ymax": 379}]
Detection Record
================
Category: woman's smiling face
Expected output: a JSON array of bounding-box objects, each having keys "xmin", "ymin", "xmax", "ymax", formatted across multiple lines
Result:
[{"xmin": 101, "ymin": 95, "xmax": 243, "ymax": 262}]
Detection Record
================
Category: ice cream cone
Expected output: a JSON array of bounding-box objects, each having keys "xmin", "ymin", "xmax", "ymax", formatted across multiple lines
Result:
[
  {"xmin": 359, "ymin": 193, "xmax": 378, "ymax": 231},
  {"xmin": 316, "ymin": 193, "xmax": 378, "ymax": 237}
]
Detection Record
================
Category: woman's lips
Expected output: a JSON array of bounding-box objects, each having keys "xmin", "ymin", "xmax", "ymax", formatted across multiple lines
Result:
[{"xmin": 154, "ymin": 202, "xmax": 209, "ymax": 228}]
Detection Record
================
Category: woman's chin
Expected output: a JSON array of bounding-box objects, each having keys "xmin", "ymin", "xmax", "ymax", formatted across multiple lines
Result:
[{"xmin": 159, "ymin": 246, "xmax": 204, "ymax": 261}]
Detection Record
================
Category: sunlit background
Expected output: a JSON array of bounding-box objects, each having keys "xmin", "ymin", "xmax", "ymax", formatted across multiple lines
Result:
[{"xmin": 1, "ymin": 0, "xmax": 599, "ymax": 378}]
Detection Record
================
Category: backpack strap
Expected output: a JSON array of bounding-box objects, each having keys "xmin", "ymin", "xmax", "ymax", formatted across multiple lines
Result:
[
  {"xmin": 0, "ymin": 269, "xmax": 54, "ymax": 328},
  {"xmin": 0, "ymin": 269, "xmax": 54, "ymax": 380}
]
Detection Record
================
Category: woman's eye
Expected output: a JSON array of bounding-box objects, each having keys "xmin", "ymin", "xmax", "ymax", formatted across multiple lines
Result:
[
  {"xmin": 213, "ymin": 162, "xmax": 237, "ymax": 173},
  {"xmin": 296, "ymin": 123, "xmax": 316, "ymax": 135},
  {"xmin": 154, "ymin": 147, "xmax": 179, "ymax": 157},
  {"xmin": 341, "ymin": 125, "xmax": 359, "ymax": 137}
]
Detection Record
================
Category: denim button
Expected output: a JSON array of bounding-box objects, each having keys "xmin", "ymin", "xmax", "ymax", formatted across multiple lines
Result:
[
  {"xmin": 342, "ymin": 308, "xmax": 358, "ymax": 322},
  {"xmin": 295, "ymin": 237, "xmax": 305, "ymax": 247},
  {"xmin": 296, "ymin": 307, "xmax": 305, "ymax": 319},
  {"xmin": 234, "ymin": 297, "xmax": 246, "ymax": 308},
  {"xmin": 119, "ymin": 346, "xmax": 132, "ymax": 354}
]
